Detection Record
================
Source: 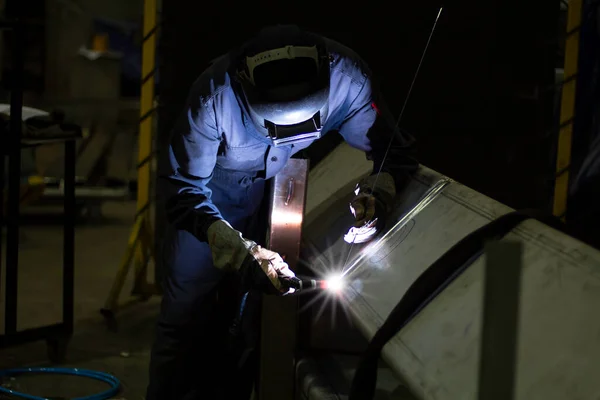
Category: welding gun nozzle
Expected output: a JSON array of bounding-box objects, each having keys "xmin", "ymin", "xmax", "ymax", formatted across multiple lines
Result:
[{"xmin": 280, "ymin": 276, "xmax": 323, "ymax": 291}]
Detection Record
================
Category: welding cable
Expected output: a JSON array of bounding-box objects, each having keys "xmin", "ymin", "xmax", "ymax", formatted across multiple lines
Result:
[
  {"xmin": 0, "ymin": 367, "xmax": 120, "ymax": 400},
  {"xmin": 228, "ymin": 291, "xmax": 250, "ymax": 339}
]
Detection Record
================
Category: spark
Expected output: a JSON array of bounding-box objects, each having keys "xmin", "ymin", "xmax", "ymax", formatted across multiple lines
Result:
[
  {"xmin": 297, "ymin": 240, "xmax": 373, "ymax": 329},
  {"xmin": 297, "ymin": 230, "xmax": 408, "ymax": 330},
  {"xmin": 322, "ymin": 273, "xmax": 345, "ymax": 293}
]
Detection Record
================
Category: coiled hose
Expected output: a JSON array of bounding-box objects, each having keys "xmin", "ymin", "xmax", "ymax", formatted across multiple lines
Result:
[{"xmin": 0, "ymin": 367, "xmax": 120, "ymax": 400}]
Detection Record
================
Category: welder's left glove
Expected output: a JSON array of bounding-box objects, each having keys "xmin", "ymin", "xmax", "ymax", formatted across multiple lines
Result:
[{"xmin": 345, "ymin": 172, "xmax": 396, "ymax": 244}]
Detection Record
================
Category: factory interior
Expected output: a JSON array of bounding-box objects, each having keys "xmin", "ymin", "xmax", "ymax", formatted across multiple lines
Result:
[{"xmin": 1, "ymin": 0, "xmax": 600, "ymax": 399}]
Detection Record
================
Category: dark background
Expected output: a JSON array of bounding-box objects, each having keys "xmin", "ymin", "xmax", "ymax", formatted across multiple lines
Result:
[
  {"xmin": 157, "ymin": 0, "xmax": 561, "ymax": 210},
  {"xmin": 154, "ymin": 0, "xmax": 564, "ymax": 261}
]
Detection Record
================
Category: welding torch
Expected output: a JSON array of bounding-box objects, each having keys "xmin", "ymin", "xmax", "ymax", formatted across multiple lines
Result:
[
  {"xmin": 278, "ymin": 275, "xmax": 324, "ymax": 292},
  {"xmin": 278, "ymin": 274, "xmax": 344, "ymax": 293}
]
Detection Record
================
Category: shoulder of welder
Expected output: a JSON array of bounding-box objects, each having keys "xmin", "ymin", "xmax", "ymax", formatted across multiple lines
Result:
[
  {"xmin": 324, "ymin": 37, "xmax": 373, "ymax": 89},
  {"xmin": 187, "ymin": 53, "xmax": 235, "ymax": 109}
]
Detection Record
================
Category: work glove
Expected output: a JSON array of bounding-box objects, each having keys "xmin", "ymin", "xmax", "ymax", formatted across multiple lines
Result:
[
  {"xmin": 207, "ymin": 219, "xmax": 295, "ymax": 294},
  {"xmin": 345, "ymin": 172, "xmax": 396, "ymax": 244}
]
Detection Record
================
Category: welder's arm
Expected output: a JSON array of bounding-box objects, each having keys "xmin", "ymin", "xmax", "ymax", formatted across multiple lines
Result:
[
  {"xmin": 163, "ymin": 95, "xmax": 293, "ymax": 292},
  {"xmin": 338, "ymin": 76, "xmax": 418, "ymax": 191},
  {"xmin": 338, "ymin": 76, "xmax": 418, "ymax": 243},
  {"xmin": 164, "ymin": 98, "xmax": 223, "ymax": 243}
]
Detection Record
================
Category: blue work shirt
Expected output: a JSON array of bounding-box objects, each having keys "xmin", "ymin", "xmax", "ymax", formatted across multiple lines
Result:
[{"xmin": 163, "ymin": 37, "xmax": 417, "ymax": 242}]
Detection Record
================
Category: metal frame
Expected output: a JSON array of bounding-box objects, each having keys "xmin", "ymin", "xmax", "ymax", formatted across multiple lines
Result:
[{"xmin": 0, "ymin": 17, "xmax": 77, "ymax": 360}]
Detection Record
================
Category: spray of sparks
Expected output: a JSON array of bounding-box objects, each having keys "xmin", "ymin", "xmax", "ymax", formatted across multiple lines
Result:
[{"xmin": 296, "ymin": 236, "xmax": 384, "ymax": 329}]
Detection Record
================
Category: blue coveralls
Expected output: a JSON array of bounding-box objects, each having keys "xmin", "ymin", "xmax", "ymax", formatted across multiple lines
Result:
[{"xmin": 146, "ymin": 35, "xmax": 417, "ymax": 400}]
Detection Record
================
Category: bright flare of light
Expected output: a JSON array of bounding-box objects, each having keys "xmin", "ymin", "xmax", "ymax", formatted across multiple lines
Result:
[
  {"xmin": 324, "ymin": 273, "xmax": 345, "ymax": 293},
  {"xmin": 273, "ymin": 110, "xmax": 312, "ymax": 125},
  {"xmin": 271, "ymin": 210, "xmax": 303, "ymax": 226}
]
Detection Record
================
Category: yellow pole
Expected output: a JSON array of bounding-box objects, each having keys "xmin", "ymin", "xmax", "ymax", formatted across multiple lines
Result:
[
  {"xmin": 137, "ymin": 0, "xmax": 157, "ymax": 218},
  {"xmin": 100, "ymin": 0, "xmax": 159, "ymax": 321},
  {"xmin": 553, "ymin": 0, "xmax": 583, "ymax": 219}
]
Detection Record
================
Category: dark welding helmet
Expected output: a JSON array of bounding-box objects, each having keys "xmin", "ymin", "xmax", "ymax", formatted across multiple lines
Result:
[{"xmin": 235, "ymin": 26, "xmax": 330, "ymax": 147}]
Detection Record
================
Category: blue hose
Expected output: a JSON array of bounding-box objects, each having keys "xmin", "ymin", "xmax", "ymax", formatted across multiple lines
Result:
[{"xmin": 0, "ymin": 367, "xmax": 120, "ymax": 400}]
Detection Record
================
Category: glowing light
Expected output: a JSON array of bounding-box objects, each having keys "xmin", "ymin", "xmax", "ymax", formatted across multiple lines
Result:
[
  {"xmin": 271, "ymin": 210, "xmax": 303, "ymax": 225},
  {"xmin": 274, "ymin": 110, "xmax": 312, "ymax": 125},
  {"xmin": 324, "ymin": 273, "xmax": 345, "ymax": 293}
]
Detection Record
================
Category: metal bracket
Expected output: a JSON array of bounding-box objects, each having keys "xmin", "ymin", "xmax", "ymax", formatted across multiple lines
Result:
[{"xmin": 259, "ymin": 159, "xmax": 309, "ymax": 400}]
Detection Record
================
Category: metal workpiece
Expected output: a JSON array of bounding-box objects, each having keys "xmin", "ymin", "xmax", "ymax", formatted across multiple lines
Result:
[
  {"xmin": 302, "ymin": 157, "xmax": 600, "ymax": 399},
  {"xmin": 260, "ymin": 158, "xmax": 309, "ymax": 400},
  {"xmin": 477, "ymin": 240, "xmax": 523, "ymax": 400},
  {"xmin": 293, "ymin": 95, "xmax": 600, "ymax": 398},
  {"xmin": 266, "ymin": 159, "xmax": 309, "ymax": 254},
  {"xmin": 341, "ymin": 178, "xmax": 450, "ymax": 281}
]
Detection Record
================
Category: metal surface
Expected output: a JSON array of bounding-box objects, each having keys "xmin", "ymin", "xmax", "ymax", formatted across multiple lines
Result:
[
  {"xmin": 342, "ymin": 178, "xmax": 450, "ymax": 278},
  {"xmin": 303, "ymin": 162, "xmax": 600, "ymax": 399},
  {"xmin": 477, "ymin": 240, "xmax": 523, "ymax": 400},
  {"xmin": 260, "ymin": 158, "xmax": 309, "ymax": 400},
  {"xmin": 42, "ymin": 185, "xmax": 129, "ymax": 199}
]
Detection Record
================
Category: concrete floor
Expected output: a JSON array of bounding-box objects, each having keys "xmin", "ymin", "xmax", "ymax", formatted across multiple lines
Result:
[{"xmin": 0, "ymin": 200, "xmax": 159, "ymax": 399}]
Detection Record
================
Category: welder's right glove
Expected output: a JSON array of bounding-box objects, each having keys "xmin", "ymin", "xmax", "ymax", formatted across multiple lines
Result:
[
  {"xmin": 345, "ymin": 172, "xmax": 396, "ymax": 244},
  {"xmin": 207, "ymin": 219, "xmax": 294, "ymax": 294}
]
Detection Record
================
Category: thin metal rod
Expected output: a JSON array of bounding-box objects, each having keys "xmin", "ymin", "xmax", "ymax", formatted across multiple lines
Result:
[
  {"xmin": 342, "ymin": 7, "xmax": 443, "ymax": 270},
  {"xmin": 370, "ymin": 6, "xmax": 443, "ymax": 190},
  {"xmin": 477, "ymin": 240, "xmax": 523, "ymax": 400}
]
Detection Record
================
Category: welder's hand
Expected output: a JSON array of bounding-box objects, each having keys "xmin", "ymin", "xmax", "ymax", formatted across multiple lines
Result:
[
  {"xmin": 207, "ymin": 220, "xmax": 296, "ymax": 294},
  {"xmin": 249, "ymin": 245, "xmax": 296, "ymax": 295},
  {"xmin": 345, "ymin": 173, "xmax": 396, "ymax": 244},
  {"xmin": 350, "ymin": 192, "xmax": 378, "ymax": 228},
  {"xmin": 237, "ymin": 245, "xmax": 296, "ymax": 295},
  {"xmin": 207, "ymin": 219, "xmax": 257, "ymax": 271}
]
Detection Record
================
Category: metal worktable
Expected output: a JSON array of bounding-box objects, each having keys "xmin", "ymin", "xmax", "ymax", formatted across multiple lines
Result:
[{"xmin": 0, "ymin": 16, "xmax": 79, "ymax": 362}]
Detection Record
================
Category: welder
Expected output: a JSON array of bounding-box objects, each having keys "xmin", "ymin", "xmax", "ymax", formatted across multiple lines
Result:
[{"xmin": 146, "ymin": 25, "xmax": 418, "ymax": 400}]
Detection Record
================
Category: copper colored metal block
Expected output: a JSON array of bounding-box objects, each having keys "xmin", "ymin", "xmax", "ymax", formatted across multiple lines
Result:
[
  {"xmin": 259, "ymin": 158, "xmax": 309, "ymax": 400},
  {"xmin": 266, "ymin": 160, "xmax": 308, "ymax": 267}
]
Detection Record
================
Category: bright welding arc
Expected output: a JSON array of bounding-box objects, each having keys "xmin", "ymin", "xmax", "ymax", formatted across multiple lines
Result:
[{"xmin": 341, "ymin": 7, "xmax": 444, "ymax": 276}]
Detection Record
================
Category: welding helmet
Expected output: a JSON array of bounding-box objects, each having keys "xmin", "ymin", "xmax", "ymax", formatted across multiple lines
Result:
[{"xmin": 235, "ymin": 25, "xmax": 330, "ymax": 147}]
